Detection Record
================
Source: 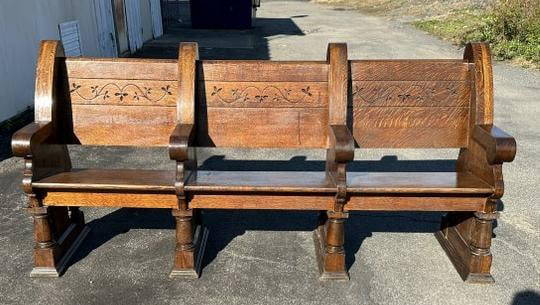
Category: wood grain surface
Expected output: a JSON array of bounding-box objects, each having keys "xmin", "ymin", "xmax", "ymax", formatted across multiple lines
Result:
[
  {"xmin": 198, "ymin": 107, "xmax": 328, "ymax": 148},
  {"xmin": 33, "ymin": 169, "xmax": 175, "ymax": 191},
  {"xmin": 185, "ymin": 171, "xmax": 334, "ymax": 193},
  {"xmin": 347, "ymin": 172, "xmax": 492, "ymax": 194},
  {"xmin": 71, "ymin": 105, "xmax": 176, "ymax": 146},
  {"xmin": 350, "ymin": 60, "xmax": 470, "ymax": 81},
  {"xmin": 352, "ymin": 107, "xmax": 469, "ymax": 147},
  {"xmin": 198, "ymin": 61, "xmax": 328, "ymax": 82}
]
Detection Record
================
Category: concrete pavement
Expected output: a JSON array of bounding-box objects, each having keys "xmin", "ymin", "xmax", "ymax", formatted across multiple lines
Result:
[{"xmin": 0, "ymin": 1, "xmax": 539, "ymax": 304}]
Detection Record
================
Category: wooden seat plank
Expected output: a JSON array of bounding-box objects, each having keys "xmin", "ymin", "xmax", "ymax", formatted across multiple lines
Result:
[
  {"xmin": 347, "ymin": 172, "xmax": 492, "ymax": 194},
  {"xmin": 33, "ymin": 169, "xmax": 175, "ymax": 192},
  {"xmin": 187, "ymin": 171, "xmax": 335, "ymax": 193},
  {"xmin": 33, "ymin": 169, "xmax": 336, "ymax": 193}
]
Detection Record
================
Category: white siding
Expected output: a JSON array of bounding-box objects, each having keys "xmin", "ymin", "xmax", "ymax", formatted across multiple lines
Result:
[
  {"xmin": 93, "ymin": 0, "xmax": 118, "ymax": 57},
  {"xmin": 126, "ymin": 0, "xmax": 144, "ymax": 52},
  {"xmin": 140, "ymin": 0, "xmax": 156, "ymax": 41},
  {"xmin": 72, "ymin": 0, "xmax": 101, "ymax": 56},
  {"xmin": 0, "ymin": 0, "xmax": 102, "ymax": 121},
  {"xmin": 149, "ymin": 0, "xmax": 163, "ymax": 38},
  {"xmin": 59, "ymin": 21, "xmax": 83, "ymax": 57}
]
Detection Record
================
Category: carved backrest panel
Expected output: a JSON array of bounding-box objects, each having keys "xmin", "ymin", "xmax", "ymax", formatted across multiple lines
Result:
[
  {"xmin": 350, "ymin": 60, "xmax": 473, "ymax": 148},
  {"xmin": 196, "ymin": 61, "xmax": 329, "ymax": 148},
  {"xmin": 64, "ymin": 58, "xmax": 178, "ymax": 146}
]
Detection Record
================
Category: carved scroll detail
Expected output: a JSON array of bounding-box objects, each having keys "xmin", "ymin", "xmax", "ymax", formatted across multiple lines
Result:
[
  {"xmin": 210, "ymin": 85, "xmax": 315, "ymax": 105},
  {"xmin": 352, "ymin": 82, "xmax": 464, "ymax": 107},
  {"xmin": 70, "ymin": 82, "xmax": 173, "ymax": 103}
]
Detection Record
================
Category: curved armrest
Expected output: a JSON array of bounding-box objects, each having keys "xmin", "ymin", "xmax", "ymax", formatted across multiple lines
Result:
[
  {"xmin": 329, "ymin": 125, "xmax": 354, "ymax": 163},
  {"xmin": 11, "ymin": 122, "xmax": 53, "ymax": 157},
  {"xmin": 169, "ymin": 123, "xmax": 194, "ymax": 161},
  {"xmin": 472, "ymin": 124, "xmax": 516, "ymax": 164}
]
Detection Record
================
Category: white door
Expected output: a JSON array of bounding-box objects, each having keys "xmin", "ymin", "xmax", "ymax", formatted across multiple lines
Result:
[
  {"xmin": 93, "ymin": 0, "xmax": 118, "ymax": 57},
  {"xmin": 149, "ymin": 0, "xmax": 163, "ymax": 38},
  {"xmin": 125, "ymin": 0, "xmax": 144, "ymax": 52}
]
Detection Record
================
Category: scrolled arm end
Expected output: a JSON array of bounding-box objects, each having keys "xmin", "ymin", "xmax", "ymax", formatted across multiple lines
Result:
[
  {"xmin": 169, "ymin": 123, "xmax": 194, "ymax": 161},
  {"xmin": 329, "ymin": 125, "xmax": 354, "ymax": 163},
  {"xmin": 473, "ymin": 124, "xmax": 516, "ymax": 164},
  {"xmin": 11, "ymin": 122, "xmax": 53, "ymax": 157}
]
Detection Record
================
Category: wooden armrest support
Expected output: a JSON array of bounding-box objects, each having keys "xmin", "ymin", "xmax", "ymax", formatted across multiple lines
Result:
[
  {"xmin": 329, "ymin": 125, "xmax": 354, "ymax": 163},
  {"xmin": 472, "ymin": 124, "xmax": 516, "ymax": 164},
  {"xmin": 169, "ymin": 123, "xmax": 194, "ymax": 161},
  {"xmin": 11, "ymin": 122, "xmax": 53, "ymax": 157}
]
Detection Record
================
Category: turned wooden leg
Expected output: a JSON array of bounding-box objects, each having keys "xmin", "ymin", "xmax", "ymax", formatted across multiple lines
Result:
[
  {"xmin": 436, "ymin": 205, "xmax": 497, "ymax": 283},
  {"xmin": 313, "ymin": 211, "xmax": 349, "ymax": 280},
  {"xmin": 28, "ymin": 200, "xmax": 89, "ymax": 277},
  {"xmin": 170, "ymin": 208, "xmax": 208, "ymax": 279},
  {"xmin": 30, "ymin": 206, "xmax": 59, "ymax": 276}
]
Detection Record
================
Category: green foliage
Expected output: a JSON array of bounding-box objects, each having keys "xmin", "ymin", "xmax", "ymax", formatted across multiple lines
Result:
[
  {"xmin": 484, "ymin": 0, "xmax": 540, "ymax": 64},
  {"xmin": 413, "ymin": 0, "xmax": 540, "ymax": 67},
  {"xmin": 413, "ymin": 10, "xmax": 489, "ymax": 44}
]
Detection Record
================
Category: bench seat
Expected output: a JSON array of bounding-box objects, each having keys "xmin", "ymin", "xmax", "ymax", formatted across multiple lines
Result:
[
  {"xmin": 185, "ymin": 171, "xmax": 335, "ymax": 193},
  {"xmin": 33, "ymin": 169, "xmax": 175, "ymax": 192},
  {"xmin": 347, "ymin": 172, "xmax": 493, "ymax": 195},
  {"xmin": 33, "ymin": 169, "xmax": 335, "ymax": 193}
]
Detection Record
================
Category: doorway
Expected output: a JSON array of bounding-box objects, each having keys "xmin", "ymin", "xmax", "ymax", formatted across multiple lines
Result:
[
  {"xmin": 112, "ymin": 0, "xmax": 130, "ymax": 56},
  {"xmin": 93, "ymin": 0, "xmax": 118, "ymax": 57}
]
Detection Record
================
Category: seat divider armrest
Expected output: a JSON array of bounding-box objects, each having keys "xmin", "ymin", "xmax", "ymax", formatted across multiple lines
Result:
[
  {"xmin": 472, "ymin": 124, "xmax": 516, "ymax": 164},
  {"xmin": 328, "ymin": 125, "xmax": 354, "ymax": 163},
  {"xmin": 169, "ymin": 123, "xmax": 194, "ymax": 161},
  {"xmin": 11, "ymin": 122, "xmax": 54, "ymax": 157}
]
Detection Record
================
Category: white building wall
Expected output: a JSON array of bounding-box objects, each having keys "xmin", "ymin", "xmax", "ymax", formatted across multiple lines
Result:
[
  {"xmin": 72, "ymin": 0, "xmax": 101, "ymax": 57},
  {"xmin": 0, "ymin": 0, "xmax": 102, "ymax": 121},
  {"xmin": 140, "ymin": 0, "xmax": 155, "ymax": 41}
]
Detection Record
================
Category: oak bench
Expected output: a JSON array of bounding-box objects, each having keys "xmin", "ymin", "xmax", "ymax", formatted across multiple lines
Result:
[{"xmin": 12, "ymin": 40, "xmax": 515, "ymax": 283}]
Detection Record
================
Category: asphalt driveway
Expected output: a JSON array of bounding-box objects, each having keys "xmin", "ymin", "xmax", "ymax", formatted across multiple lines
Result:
[{"xmin": 0, "ymin": 1, "xmax": 538, "ymax": 304}]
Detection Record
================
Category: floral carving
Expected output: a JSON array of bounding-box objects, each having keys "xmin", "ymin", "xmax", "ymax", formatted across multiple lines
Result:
[
  {"xmin": 353, "ymin": 83, "xmax": 460, "ymax": 105},
  {"xmin": 209, "ymin": 85, "xmax": 315, "ymax": 104},
  {"xmin": 70, "ymin": 83, "xmax": 173, "ymax": 103}
]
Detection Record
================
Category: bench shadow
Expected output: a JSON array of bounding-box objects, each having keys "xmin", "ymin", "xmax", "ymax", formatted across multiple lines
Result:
[
  {"xmin": 511, "ymin": 290, "xmax": 540, "ymax": 305},
  {"xmin": 67, "ymin": 208, "xmax": 175, "ymax": 268},
  {"xmin": 199, "ymin": 155, "xmax": 456, "ymax": 172},
  {"xmin": 137, "ymin": 4, "xmax": 306, "ymax": 60},
  {"xmin": 201, "ymin": 209, "xmax": 444, "ymax": 274},
  {"xmin": 67, "ymin": 156, "xmax": 458, "ymax": 275},
  {"xmin": 66, "ymin": 208, "xmax": 445, "ymax": 276}
]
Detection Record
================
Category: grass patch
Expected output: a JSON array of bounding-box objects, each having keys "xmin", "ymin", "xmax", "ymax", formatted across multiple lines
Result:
[
  {"xmin": 413, "ymin": 10, "xmax": 489, "ymax": 44},
  {"xmin": 413, "ymin": 0, "xmax": 540, "ymax": 68}
]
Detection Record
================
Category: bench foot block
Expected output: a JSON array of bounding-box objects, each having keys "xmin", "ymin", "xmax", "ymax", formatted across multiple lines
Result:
[
  {"xmin": 170, "ymin": 225, "xmax": 208, "ymax": 279},
  {"xmin": 464, "ymin": 273, "xmax": 495, "ymax": 284},
  {"xmin": 30, "ymin": 267, "xmax": 61, "ymax": 278},
  {"xmin": 30, "ymin": 225, "xmax": 90, "ymax": 278},
  {"xmin": 435, "ymin": 225, "xmax": 494, "ymax": 284},
  {"xmin": 313, "ymin": 224, "xmax": 349, "ymax": 281}
]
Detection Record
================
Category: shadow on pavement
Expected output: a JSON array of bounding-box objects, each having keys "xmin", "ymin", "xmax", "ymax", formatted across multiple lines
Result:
[
  {"xmin": 511, "ymin": 290, "xmax": 540, "ymax": 305},
  {"xmin": 199, "ymin": 155, "xmax": 456, "ymax": 172},
  {"xmin": 66, "ymin": 157, "xmax": 455, "ymax": 275},
  {"xmin": 0, "ymin": 109, "xmax": 33, "ymax": 162},
  {"xmin": 66, "ymin": 207, "xmax": 443, "ymax": 276},
  {"xmin": 135, "ymin": 1, "xmax": 305, "ymax": 59}
]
